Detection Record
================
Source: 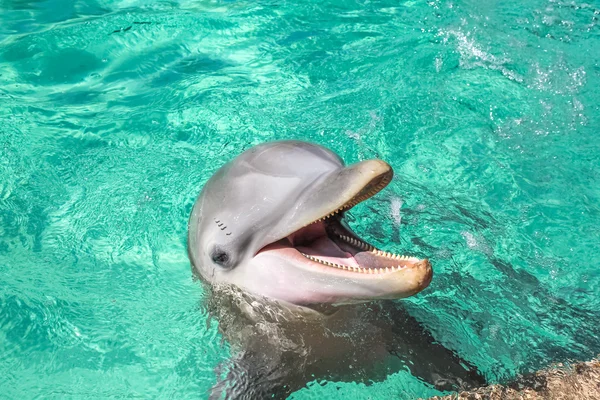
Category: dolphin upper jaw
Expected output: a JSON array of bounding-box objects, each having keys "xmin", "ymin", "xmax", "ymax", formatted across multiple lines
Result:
[{"xmin": 250, "ymin": 159, "xmax": 394, "ymax": 255}]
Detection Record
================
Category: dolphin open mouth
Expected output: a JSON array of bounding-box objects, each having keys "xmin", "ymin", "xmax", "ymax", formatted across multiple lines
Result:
[
  {"xmin": 291, "ymin": 219, "xmax": 427, "ymax": 275},
  {"xmin": 258, "ymin": 165, "xmax": 432, "ymax": 281}
]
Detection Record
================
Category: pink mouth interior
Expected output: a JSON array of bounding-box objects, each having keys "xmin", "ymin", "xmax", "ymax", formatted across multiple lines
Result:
[
  {"xmin": 258, "ymin": 218, "xmax": 422, "ymax": 272},
  {"xmin": 290, "ymin": 222, "xmax": 361, "ymax": 268}
]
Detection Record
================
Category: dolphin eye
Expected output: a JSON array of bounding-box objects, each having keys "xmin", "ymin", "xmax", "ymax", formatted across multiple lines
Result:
[{"xmin": 211, "ymin": 248, "xmax": 230, "ymax": 267}]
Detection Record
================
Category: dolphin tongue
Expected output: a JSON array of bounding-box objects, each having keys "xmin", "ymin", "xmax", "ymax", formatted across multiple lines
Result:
[
  {"xmin": 288, "ymin": 221, "xmax": 360, "ymax": 268},
  {"xmin": 296, "ymin": 236, "xmax": 361, "ymax": 269},
  {"xmin": 287, "ymin": 221, "xmax": 327, "ymax": 246}
]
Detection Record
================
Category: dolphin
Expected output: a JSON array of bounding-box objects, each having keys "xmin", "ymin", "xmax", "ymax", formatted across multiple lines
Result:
[{"xmin": 188, "ymin": 140, "xmax": 485, "ymax": 399}]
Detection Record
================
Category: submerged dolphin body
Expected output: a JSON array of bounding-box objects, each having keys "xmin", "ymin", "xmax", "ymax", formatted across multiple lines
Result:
[{"xmin": 188, "ymin": 141, "xmax": 485, "ymax": 398}]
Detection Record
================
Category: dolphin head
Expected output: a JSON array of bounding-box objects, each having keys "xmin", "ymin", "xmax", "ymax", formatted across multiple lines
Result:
[{"xmin": 188, "ymin": 141, "xmax": 432, "ymax": 306}]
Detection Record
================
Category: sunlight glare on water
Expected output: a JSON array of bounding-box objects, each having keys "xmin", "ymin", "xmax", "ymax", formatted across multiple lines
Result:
[{"xmin": 1, "ymin": 0, "xmax": 599, "ymax": 398}]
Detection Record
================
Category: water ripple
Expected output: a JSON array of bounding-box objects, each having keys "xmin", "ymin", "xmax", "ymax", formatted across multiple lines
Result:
[{"xmin": 1, "ymin": 0, "xmax": 599, "ymax": 398}]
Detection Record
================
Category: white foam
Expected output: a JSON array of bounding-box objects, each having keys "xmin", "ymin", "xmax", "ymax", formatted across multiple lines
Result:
[{"xmin": 390, "ymin": 197, "xmax": 403, "ymax": 227}]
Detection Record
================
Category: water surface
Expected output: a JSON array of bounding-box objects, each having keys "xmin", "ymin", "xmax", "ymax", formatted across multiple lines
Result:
[{"xmin": 1, "ymin": 0, "xmax": 599, "ymax": 398}]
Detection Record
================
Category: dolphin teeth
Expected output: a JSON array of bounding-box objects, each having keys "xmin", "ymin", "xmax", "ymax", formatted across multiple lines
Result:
[{"xmin": 301, "ymin": 243, "xmax": 411, "ymax": 274}]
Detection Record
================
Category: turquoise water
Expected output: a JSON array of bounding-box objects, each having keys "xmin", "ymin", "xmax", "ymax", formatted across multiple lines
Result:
[{"xmin": 1, "ymin": 0, "xmax": 599, "ymax": 398}]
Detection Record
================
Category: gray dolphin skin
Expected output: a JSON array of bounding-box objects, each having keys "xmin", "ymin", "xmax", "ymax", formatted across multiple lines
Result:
[{"xmin": 188, "ymin": 141, "xmax": 485, "ymax": 399}]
